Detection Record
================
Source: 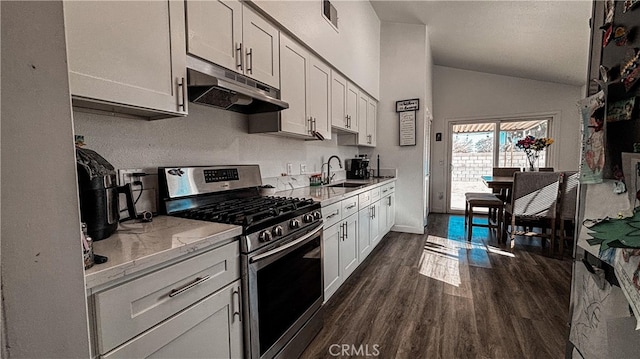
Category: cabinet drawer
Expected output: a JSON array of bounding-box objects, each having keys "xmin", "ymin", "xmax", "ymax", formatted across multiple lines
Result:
[
  {"xmin": 322, "ymin": 201, "xmax": 342, "ymax": 228},
  {"xmin": 95, "ymin": 241, "xmax": 240, "ymax": 354},
  {"xmin": 370, "ymin": 186, "xmax": 381, "ymax": 202},
  {"xmin": 341, "ymin": 196, "xmax": 359, "ymax": 218},
  {"xmin": 358, "ymin": 190, "xmax": 371, "ymax": 208},
  {"xmin": 381, "ymin": 183, "xmax": 394, "ymax": 197}
]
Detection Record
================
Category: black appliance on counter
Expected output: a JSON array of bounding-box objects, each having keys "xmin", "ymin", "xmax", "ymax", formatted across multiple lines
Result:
[
  {"xmin": 76, "ymin": 148, "xmax": 136, "ymax": 241},
  {"xmin": 346, "ymin": 155, "xmax": 370, "ymax": 179},
  {"xmin": 158, "ymin": 165, "xmax": 323, "ymax": 359}
]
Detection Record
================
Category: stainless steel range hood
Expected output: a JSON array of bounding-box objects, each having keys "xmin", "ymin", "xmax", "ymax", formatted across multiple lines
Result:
[{"xmin": 186, "ymin": 56, "xmax": 288, "ymax": 114}]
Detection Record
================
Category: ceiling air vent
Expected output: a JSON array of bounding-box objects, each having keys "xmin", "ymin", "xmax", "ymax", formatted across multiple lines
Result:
[{"xmin": 323, "ymin": 0, "xmax": 338, "ymax": 30}]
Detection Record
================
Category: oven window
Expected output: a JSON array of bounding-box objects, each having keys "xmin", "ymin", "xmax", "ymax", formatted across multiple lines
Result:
[{"xmin": 257, "ymin": 236, "xmax": 322, "ymax": 355}]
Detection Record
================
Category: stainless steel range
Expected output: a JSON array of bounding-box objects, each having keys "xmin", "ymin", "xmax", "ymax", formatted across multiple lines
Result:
[{"xmin": 158, "ymin": 165, "xmax": 323, "ymax": 359}]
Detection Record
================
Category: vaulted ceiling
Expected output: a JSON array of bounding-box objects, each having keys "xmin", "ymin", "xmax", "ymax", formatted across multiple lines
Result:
[{"xmin": 370, "ymin": 0, "xmax": 593, "ymax": 86}]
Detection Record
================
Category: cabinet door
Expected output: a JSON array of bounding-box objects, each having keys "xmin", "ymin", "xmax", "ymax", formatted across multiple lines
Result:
[
  {"xmin": 358, "ymin": 208, "xmax": 372, "ymax": 262},
  {"xmin": 379, "ymin": 196, "xmax": 389, "ymax": 238},
  {"xmin": 346, "ymin": 82, "xmax": 359, "ymax": 132},
  {"xmin": 103, "ymin": 281, "xmax": 242, "ymax": 359},
  {"xmin": 64, "ymin": 0, "xmax": 187, "ymax": 115},
  {"xmin": 279, "ymin": 35, "xmax": 309, "ymax": 136},
  {"xmin": 186, "ymin": 0, "xmax": 242, "ymax": 73},
  {"xmin": 323, "ymin": 223, "xmax": 341, "ymax": 302},
  {"xmin": 370, "ymin": 201, "xmax": 381, "ymax": 247},
  {"xmin": 340, "ymin": 215, "xmax": 359, "ymax": 280},
  {"xmin": 308, "ymin": 56, "xmax": 332, "ymax": 140},
  {"xmin": 387, "ymin": 192, "xmax": 396, "ymax": 230},
  {"xmin": 242, "ymin": 6, "xmax": 280, "ymax": 88},
  {"xmin": 367, "ymin": 98, "xmax": 377, "ymax": 146},
  {"xmin": 357, "ymin": 91, "xmax": 369, "ymax": 145},
  {"xmin": 331, "ymin": 71, "xmax": 348, "ymax": 130}
]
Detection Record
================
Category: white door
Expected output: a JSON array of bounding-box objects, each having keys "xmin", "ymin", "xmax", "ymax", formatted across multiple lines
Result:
[
  {"xmin": 308, "ymin": 57, "xmax": 332, "ymax": 139},
  {"xmin": 279, "ymin": 35, "xmax": 309, "ymax": 136},
  {"xmin": 242, "ymin": 6, "xmax": 280, "ymax": 88},
  {"xmin": 64, "ymin": 0, "xmax": 187, "ymax": 115},
  {"xmin": 186, "ymin": 0, "xmax": 242, "ymax": 73}
]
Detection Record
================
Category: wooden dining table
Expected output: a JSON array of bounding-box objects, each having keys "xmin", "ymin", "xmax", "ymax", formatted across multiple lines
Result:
[{"xmin": 481, "ymin": 175, "xmax": 514, "ymax": 192}]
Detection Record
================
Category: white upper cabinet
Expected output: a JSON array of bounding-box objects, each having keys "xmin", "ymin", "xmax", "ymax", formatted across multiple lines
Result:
[
  {"xmin": 186, "ymin": 0, "xmax": 242, "ymax": 72},
  {"xmin": 64, "ymin": 0, "xmax": 187, "ymax": 118},
  {"xmin": 279, "ymin": 35, "xmax": 310, "ymax": 136},
  {"xmin": 308, "ymin": 57, "xmax": 332, "ymax": 140},
  {"xmin": 278, "ymin": 34, "xmax": 331, "ymax": 139},
  {"xmin": 242, "ymin": 7, "xmax": 280, "ymax": 88},
  {"xmin": 357, "ymin": 93, "xmax": 377, "ymax": 146},
  {"xmin": 331, "ymin": 71, "xmax": 358, "ymax": 133},
  {"xmin": 186, "ymin": 0, "xmax": 279, "ymax": 88}
]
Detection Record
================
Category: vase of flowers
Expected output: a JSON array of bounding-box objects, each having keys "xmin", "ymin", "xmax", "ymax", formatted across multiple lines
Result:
[{"xmin": 515, "ymin": 135, "xmax": 554, "ymax": 171}]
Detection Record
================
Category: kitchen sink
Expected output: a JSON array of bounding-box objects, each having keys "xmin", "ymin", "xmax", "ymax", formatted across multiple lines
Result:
[{"xmin": 327, "ymin": 182, "xmax": 364, "ymax": 188}]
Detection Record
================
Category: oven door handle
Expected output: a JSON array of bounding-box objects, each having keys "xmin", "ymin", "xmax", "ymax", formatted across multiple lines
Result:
[{"xmin": 250, "ymin": 224, "xmax": 323, "ymax": 263}]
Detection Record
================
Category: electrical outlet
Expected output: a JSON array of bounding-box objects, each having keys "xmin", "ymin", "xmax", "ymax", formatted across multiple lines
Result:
[
  {"xmin": 300, "ymin": 163, "xmax": 307, "ymax": 174},
  {"xmin": 117, "ymin": 168, "xmax": 157, "ymax": 215}
]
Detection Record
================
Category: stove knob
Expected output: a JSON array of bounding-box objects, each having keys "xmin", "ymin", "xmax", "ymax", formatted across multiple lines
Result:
[
  {"xmin": 258, "ymin": 230, "xmax": 273, "ymax": 242},
  {"xmin": 303, "ymin": 214, "xmax": 314, "ymax": 223},
  {"xmin": 289, "ymin": 219, "xmax": 300, "ymax": 229},
  {"xmin": 313, "ymin": 211, "xmax": 322, "ymax": 220},
  {"xmin": 272, "ymin": 225, "xmax": 284, "ymax": 237}
]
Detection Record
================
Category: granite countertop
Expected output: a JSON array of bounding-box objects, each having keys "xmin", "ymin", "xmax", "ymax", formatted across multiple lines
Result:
[
  {"xmin": 85, "ymin": 216, "xmax": 242, "ymax": 290},
  {"xmin": 275, "ymin": 177, "xmax": 396, "ymax": 206}
]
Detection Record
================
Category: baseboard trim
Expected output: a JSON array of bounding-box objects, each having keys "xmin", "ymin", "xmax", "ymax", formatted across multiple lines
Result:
[{"xmin": 390, "ymin": 225, "xmax": 424, "ymax": 234}]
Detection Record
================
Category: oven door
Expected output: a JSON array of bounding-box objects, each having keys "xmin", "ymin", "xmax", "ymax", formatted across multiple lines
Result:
[{"xmin": 244, "ymin": 222, "xmax": 323, "ymax": 359}]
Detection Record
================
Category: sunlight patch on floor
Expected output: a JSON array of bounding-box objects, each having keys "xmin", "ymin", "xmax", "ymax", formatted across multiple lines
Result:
[
  {"xmin": 487, "ymin": 245, "xmax": 516, "ymax": 257},
  {"xmin": 418, "ymin": 235, "xmax": 463, "ymax": 287}
]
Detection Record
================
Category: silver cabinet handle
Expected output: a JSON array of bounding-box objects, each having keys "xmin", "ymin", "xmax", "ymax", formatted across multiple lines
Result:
[
  {"xmin": 345, "ymin": 221, "xmax": 348, "ymax": 239},
  {"xmin": 326, "ymin": 210, "xmax": 340, "ymax": 219},
  {"xmin": 346, "ymin": 203, "xmax": 356, "ymax": 210},
  {"xmin": 313, "ymin": 118, "xmax": 317, "ymax": 132},
  {"xmin": 370, "ymin": 206, "xmax": 374, "ymax": 219},
  {"xmin": 232, "ymin": 287, "xmax": 242, "ymax": 322},
  {"xmin": 383, "ymin": 189, "xmax": 388, "ymax": 193},
  {"xmin": 169, "ymin": 275, "xmax": 211, "ymax": 297},
  {"xmin": 177, "ymin": 77, "xmax": 186, "ymax": 111},
  {"xmin": 236, "ymin": 43, "xmax": 243, "ymax": 70},
  {"xmin": 388, "ymin": 197, "xmax": 392, "ymax": 206},
  {"xmin": 246, "ymin": 47, "xmax": 253, "ymax": 74},
  {"xmin": 307, "ymin": 116, "xmax": 313, "ymax": 134}
]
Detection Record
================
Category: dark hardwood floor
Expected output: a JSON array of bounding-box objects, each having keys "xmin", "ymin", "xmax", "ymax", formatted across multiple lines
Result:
[{"xmin": 301, "ymin": 214, "xmax": 573, "ymax": 359}]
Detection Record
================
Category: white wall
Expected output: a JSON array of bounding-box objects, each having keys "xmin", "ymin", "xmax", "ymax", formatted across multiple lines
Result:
[
  {"xmin": 251, "ymin": 0, "xmax": 380, "ymax": 99},
  {"xmin": 1, "ymin": 1, "xmax": 91, "ymax": 357},
  {"xmin": 431, "ymin": 65, "xmax": 584, "ymax": 213},
  {"xmin": 367, "ymin": 22, "xmax": 432, "ymax": 234},
  {"xmin": 73, "ymin": 105, "xmax": 358, "ymax": 180}
]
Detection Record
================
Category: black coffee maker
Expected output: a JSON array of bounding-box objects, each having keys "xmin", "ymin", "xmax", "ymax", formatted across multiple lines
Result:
[
  {"xmin": 346, "ymin": 155, "xmax": 371, "ymax": 179},
  {"xmin": 76, "ymin": 148, "xmax": 136, "ymax": 241}
]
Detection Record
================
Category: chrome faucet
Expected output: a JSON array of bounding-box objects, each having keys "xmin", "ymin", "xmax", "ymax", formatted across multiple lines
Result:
[{"xmin": 325, "ymin": 155, "xmax": 342, "ymax": 184}]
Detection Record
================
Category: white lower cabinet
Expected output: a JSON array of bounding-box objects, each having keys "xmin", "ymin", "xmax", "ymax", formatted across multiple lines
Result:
[
  {"xmin": 357, "ymin": 208, "xmax": 371, "ymax": 262},
  {"xmin": 91, "ymin": 241, "xmax": 242, "ymax": 358},
  {"xmin": 103, "ymin": 280, "xmax": 242, "ymax": 359},
  {"xmin": 370, "ymin": 200, "xmax": 381, "ymax": 248},
  {"xmin": 339, "ymin": 213, "xmax": 359, "ymax": 280},
  {"xmin": 323, "ymin": 222, "xmax": 342, "ymax": 301}
]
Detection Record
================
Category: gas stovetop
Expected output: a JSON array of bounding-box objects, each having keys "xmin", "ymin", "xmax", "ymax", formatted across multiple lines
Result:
[{"xmin": 158, "ymin": 165, "xmax": 323, "ymax": 253}]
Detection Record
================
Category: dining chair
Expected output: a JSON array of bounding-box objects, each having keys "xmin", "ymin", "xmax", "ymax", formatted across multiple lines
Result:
[
  {"xmin": 504, "ymin": 172, "xmax": 562, "ymax": 254},
  {"xmin": 556, "ymin": 171, "xmax": 579, "ymax": 257},
  {"xmin": 491, "ymin": 167, "xmax": 520, "ymax": 203},
  {"xmin": 465, "ymin": 192, "xmax": 504, "ymax": 243}
]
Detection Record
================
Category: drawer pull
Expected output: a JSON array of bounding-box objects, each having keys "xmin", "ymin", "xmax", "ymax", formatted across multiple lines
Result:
[
  {"xmin": 169, "ymin": 275, "xmax": 211, "ymax": 298},
  {"xmin": 383, "ymin": 189, "xmax": 388, "ymax": 193},
  {"xmin": 326, "ymin": 210, "xmax": 340, "ymax": 219},
  {"xmin": 346, "ymin": 204, "xmax": 356, "ymax": 210}
]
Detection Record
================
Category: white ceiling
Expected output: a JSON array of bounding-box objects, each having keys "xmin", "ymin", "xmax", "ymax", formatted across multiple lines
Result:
[{"xmin": 370, "ymin": 0, "xmax": 593, "ymax": 86}]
